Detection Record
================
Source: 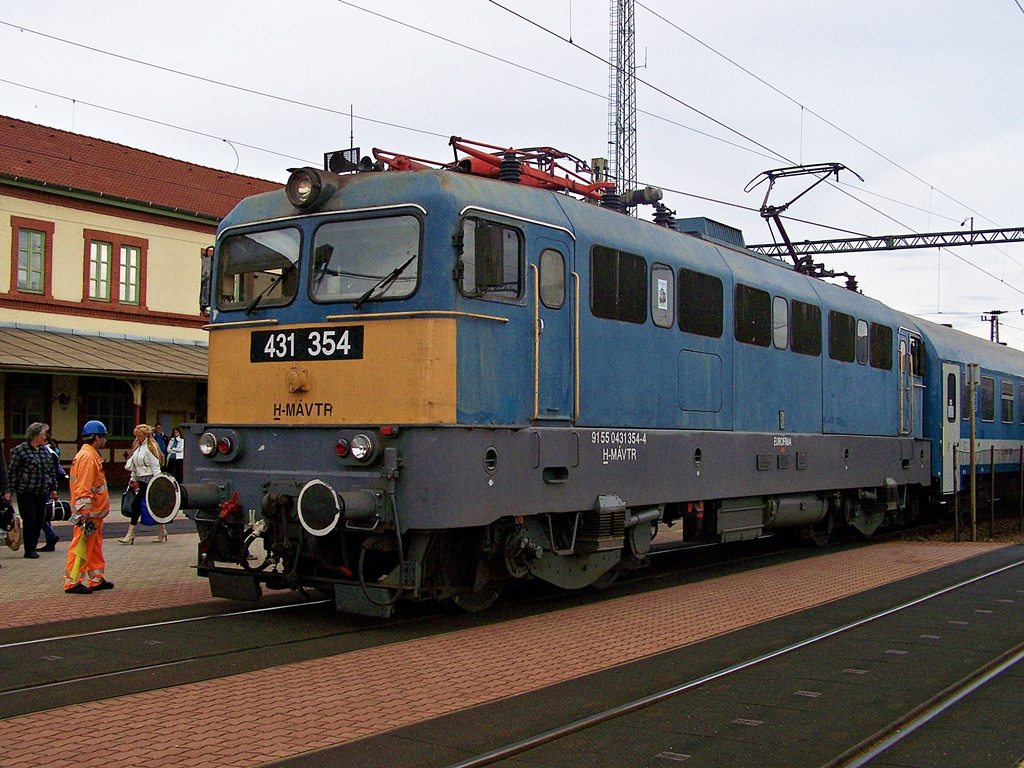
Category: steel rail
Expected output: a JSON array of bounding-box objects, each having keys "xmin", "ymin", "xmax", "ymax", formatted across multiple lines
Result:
[{"xmin": 442, "ymin": 556, "xmax": 1024, "ymax": 768}]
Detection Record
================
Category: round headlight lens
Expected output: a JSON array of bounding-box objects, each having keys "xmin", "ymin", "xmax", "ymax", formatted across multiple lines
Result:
[
  {"xmin": 286, "ymin": 168, "xmax": 324, "ymax": 209},
  {"xmin": 350, "ymin": 434, "xmax": 374, "ymax": 461},
  {"xmin": 198, "ymin": 432, "xmax": 217, "ymax": 457}
]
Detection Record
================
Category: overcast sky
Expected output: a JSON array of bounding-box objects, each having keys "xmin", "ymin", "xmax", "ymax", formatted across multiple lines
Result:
[{"xmin": 2, "ymin": 1, "xmax": 1023, "ymax": 347}]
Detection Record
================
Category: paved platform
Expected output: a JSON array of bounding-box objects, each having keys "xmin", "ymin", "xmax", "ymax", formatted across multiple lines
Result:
[
  {"xmin": 0, "ymin": 516, "xmax": 211, "ymax": 630},
  {"xmin": 0, "ymin": 536, "xmax": 1014, "ymax": 768}
]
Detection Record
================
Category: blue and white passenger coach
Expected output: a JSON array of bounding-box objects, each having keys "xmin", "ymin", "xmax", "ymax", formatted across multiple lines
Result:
[{"xmin": 145, "ymin": 138, "xmax": 1024, "ymax": 615}]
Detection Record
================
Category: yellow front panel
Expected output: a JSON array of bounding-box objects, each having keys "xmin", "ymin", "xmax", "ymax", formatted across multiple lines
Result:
[{"xmin": 208, "ymin": 318, "xmax": 457, "ymax": 424}]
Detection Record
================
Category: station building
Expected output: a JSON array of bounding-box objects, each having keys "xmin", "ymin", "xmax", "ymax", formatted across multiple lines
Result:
[{"xmin": 0, "ymin": 115, "xmax": 279, "ymax": 482}]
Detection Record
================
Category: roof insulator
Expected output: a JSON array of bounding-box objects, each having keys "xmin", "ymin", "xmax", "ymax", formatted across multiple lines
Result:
[{"xmin": 498, "ymin": 152, "xmax": 522, "ymax": 183}]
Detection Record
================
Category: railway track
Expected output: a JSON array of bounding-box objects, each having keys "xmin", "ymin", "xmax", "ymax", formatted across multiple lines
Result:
[{"xmin": 422, "ymin": 554, "xmax": 1024, "ymax": 768}]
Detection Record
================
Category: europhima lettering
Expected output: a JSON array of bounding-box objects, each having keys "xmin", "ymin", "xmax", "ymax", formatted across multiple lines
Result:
[{"xmin": 273, "ymin": 402, "xmax": 334, "ymax": 420}]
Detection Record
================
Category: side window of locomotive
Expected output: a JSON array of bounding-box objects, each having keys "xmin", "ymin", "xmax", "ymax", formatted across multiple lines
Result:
[
  {"xmin": 651, "ymin": 264, "xmax": 674, "ymax": 328},
  {"xmin": 310, "ymin": 215, "xmax": 420, "ymax": 304},
  {"xmin": 946, "ymin": 373, "xmax": 957, "ymax": 422},
  {"xmin": 828, "ymin": 311, "xmax": 856, "ymax": 362},
  {"xmin": 590, "ymin": 245, "xmax": 647, "ymax": 324},
  {"xmin": 678, "ymin": 268, "xmax": 723, "ymax": 338},
  {"xmin": 869, "ymin": 323, "xmax": 893, "ymax": 370},
  {"xmin": 772, "ymin": 296, "xmax": 788, "ymax": 350},
  {"xmin": 790, "ymin": 300, "xmax": 821, "ymax": 356},
  {"xmin": 733, "ymin": 284, "xmax": 771, "ymax": 346},
  {"xmin": 1002, "ymin": 380, "xmax": 1014, "ymax": 423},
  {"xmin": 459, "ymin": 219, "xmax": 523, "ymax": 301},
  {"xmin": 856, "ymin": 320, "xmax": 869, "ymax": 365},
  {"xmin": 218, "ymin": 227, "xmax": 301, "ymax": 311},
  {"xmin": 909, "ymin": 336, "xmax": 925, "ymax": 375},
  {"xmin": 539, "ymin": 249, "xmax": 565, "ymax": 309},
  {"xmin": 980, "ymin": 375, "xmax": 995, "ymax": 422}
]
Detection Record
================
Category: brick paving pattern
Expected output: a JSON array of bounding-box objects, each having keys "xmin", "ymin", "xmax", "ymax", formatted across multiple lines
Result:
[{"xmin": 0, "ymin": 536, "xmax": 1009, "ymax": 768}]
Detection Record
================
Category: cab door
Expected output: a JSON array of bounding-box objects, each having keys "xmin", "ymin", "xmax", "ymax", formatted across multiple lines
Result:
[
  {"xmin": 941, "ymin": 362, "xmax": 959, "ymax": 493},
  {"xmin": 534, "ymin": 236, "xmax": 575, "ymax": 421}
]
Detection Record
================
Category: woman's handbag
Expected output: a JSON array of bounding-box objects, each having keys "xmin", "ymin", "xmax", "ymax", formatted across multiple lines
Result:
[{"xmin": 121, "ymin": 487, "xmax": 137, "ymax": 518}]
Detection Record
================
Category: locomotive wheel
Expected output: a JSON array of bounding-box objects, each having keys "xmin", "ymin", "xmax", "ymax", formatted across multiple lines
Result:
[
  {"xmin": 590, "ymin": 569, "xmax": 620, "ymax": 590},
  {"xmin": 809, "ymin": 512, "xmax": 833, "ymax": 548},
  {"xmin": 448, "ymin": 583, "xmax": 503, "ymax": 613}
]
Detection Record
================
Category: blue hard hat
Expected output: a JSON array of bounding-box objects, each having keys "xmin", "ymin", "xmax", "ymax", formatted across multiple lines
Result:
[{"xmin": 82, "ymin": 420, "xmax": 108, "ymax": 436}]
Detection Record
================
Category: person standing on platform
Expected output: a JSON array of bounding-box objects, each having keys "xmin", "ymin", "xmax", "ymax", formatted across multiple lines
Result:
[
  {"xmin": 7, "ymin": 422, "xmax": 58, "ymax": 559},
  {"xmin": 65, "ymin": 420, "xmax": 114, "ymax": 594},
  {"xmin": 120, "ymin": 424, "xmax": 166, "ymax": 544},
  {"xmin": 40, "ymin": 437, "xmax": 66, "ymax": 551},
  {"xmin": 166, "ymin": 427, "xmax": 185, "ymax": 482},
  {"xmin": 152, "ymin": 423, "xmax": 168, "ymax": 459}
]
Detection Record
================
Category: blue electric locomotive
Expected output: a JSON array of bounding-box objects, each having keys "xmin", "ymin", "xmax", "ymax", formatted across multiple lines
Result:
[{"xmin": 146, "ymin": 138, "xmax": 1024, "ymax": 615}]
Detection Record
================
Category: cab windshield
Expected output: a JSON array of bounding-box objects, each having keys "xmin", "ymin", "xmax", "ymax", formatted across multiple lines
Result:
[
  {"xmin": 217, "ymin": 228, "xmax": 301, "ymax": 312},
  {"xmin": 310, "ymin": 215, "xmax": 420, "ymax": 304}
]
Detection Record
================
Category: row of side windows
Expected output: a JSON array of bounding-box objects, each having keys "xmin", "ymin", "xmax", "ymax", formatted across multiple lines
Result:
[
  {"xmin": 10, "ymin": 217, "xmax": 146, "ymax": 307},
  {"xmin": 962, "ymin": 372, "xmax": 1023, "ymax": 424}
]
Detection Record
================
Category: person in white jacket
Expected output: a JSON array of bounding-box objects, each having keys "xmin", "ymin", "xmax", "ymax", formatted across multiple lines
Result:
[{"xmin": 119, "ymin": 424, "xmax": 166, "ymax": 544}]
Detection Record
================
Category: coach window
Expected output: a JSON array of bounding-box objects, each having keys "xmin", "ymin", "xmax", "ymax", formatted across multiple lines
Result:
[
  {"xmin": 651, "ymin": 264, "xmax": 674, "ymax": 328},
  {"xmin": 734, "ymin": 284, "xmax": 771, "ymax": 346},
  {"xmin": 458, "ymin": 219, "xmax": 522, "ymax": 301},
  {"xmin": 772, "ymin": 296, "xmax": 788, "ymax": 349},
  {"xmin": 980, "ymin": 376, "xmax": 995, "ymax": 422},
  {"xmin": 962, "ymin": 371, "xmax": 972, "ymax": 421},
  {"xmin": 856, "ymin": 320, "xmax": 869, "ymax": 364},
  {"xmin": 828, "ymin": 311, "xmax": 856, "ymax": 362},
  {"xmin": 590, "ymin": 245, "xmax": 647, "ymax": 323},
  {"xmin": 538, "ymin": 249, "xmax": 565, "ymax": 309},
  {"xmin": 678, "ymin": 268, "xmax": 723, "ymax": 338},
  {"xmin": 1002, "ymin": 380, "xmax": 1014, "ymax": 423},
  {"xmin": 790, "ymin": 300, "xmax": 822, "ymax": 356},
  {"xmin": 869, "ymin": 323, "xmax": 893, "ymax": 370}
]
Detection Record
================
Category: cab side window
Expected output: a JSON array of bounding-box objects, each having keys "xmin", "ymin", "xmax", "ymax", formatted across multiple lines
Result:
[{"xmin": 459, "ymin": 219, "xmax": 523, "ymax": 301}]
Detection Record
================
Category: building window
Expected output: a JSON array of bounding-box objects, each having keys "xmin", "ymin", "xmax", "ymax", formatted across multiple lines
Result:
[
  {"xmin": 10, "ymin": 216, "xmax": 55, "ymax": 299},
  {"xmin": 18, "ymin": 229, "xmax": 45, "ymax": 293},
  {"xmin": 83, "ymin": 229, "xmax": 147, "ymax": 309},
  {"xmin": 7, "ymin": 373, "xmax": 46, "ymax": 438},
  {"xmin": 120, "ymin": 245, "xmax": 141, "ymax": 305},
  {"xmin": 89, "ymin": 240, "xmax": 112, "ymax": 301},
  {"xmin": 81, "ymin": 377, "xmax": 134, "ymax": 439}
]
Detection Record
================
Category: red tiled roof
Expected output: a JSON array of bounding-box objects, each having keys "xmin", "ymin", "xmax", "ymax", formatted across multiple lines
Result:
[{"xmin": 0, "ymin": 115, "xmax": 281, "ymax": 220}]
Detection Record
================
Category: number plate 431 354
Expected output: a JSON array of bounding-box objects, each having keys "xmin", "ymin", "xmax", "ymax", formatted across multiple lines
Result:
[{"xmin": 250, "ymin": 326, "xmax": 364, "ymax": 363}]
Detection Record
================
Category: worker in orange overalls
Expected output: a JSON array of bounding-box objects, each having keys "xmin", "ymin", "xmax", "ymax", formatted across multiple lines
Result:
[{"xmin": 64, "ymin": 420, "xmax": 114, "ymax": 594}]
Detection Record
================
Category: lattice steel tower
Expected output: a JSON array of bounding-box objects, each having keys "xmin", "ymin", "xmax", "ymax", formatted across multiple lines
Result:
[{"xmin": 608, "ymin": 0, "xmax": 637, "ymax": 210}]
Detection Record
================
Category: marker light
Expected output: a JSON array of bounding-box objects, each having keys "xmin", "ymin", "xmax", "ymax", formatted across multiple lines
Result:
[
  {"xmin": 217, "ymin": 436, "xmax": 233, "ymax": 454},
  {"xmin": 335, "ymin": 438, "xmax": 350, "ymax": 457}
]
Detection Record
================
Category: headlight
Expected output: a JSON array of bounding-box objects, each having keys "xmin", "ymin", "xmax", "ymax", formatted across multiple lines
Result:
[
  {"xmin": 285, "ymin": 167, "xmax": 334, "ymax": 210},
  {"xmin": 198, "ymin": 432, "xmax": 218, "ymax": 457},
  {"xmin": 350, "ymin": 434, "xmax": 375, "ymax": 462}
]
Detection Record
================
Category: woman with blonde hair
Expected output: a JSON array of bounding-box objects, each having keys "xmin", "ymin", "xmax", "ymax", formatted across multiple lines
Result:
[{"xmin": 119, "ymin": 424, "xmax": 166, "ymax": 544}]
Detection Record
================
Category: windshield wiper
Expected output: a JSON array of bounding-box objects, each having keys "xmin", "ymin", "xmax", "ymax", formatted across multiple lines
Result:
[
  {"xmin": 353, "ymin": 254, "xmax": 417, "ymax": 310},
  {"xmin": 245, "ymin": 265, "xmax": 295, "ymax": 316}
]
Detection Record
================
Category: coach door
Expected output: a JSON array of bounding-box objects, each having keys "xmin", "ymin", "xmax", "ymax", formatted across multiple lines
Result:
[
  {"xmin": 898, "ymin": 328, "xmax": 925, "ymax": 436},
  {"xmin": 940, "ymin": 362, "xmax": 959, "ymax": 493},
  {"xmin": 534, "ymin": 236, "xmax": 575, "ymax": 421}
]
